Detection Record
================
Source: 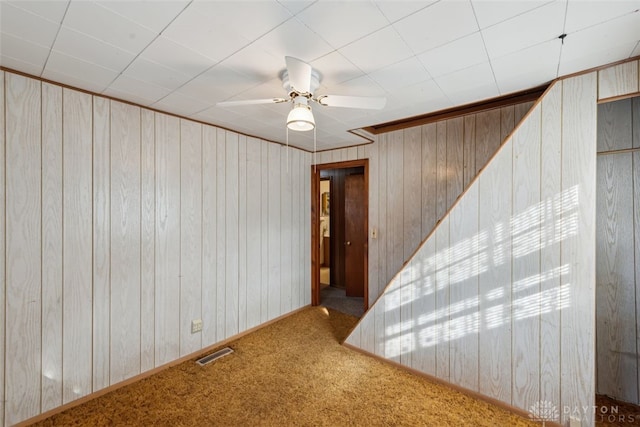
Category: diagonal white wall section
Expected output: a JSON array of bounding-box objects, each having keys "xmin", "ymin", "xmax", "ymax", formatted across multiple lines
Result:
[{"xmin": 346, "ymin": 74, "xmax": 599, "ymax": 426}]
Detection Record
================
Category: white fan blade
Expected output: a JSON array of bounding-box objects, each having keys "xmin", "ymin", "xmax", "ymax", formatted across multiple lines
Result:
[
  {"xmin": 217, "ymin": 98, "xmax": 287, "ymax": 107},
  {"xmin": 285, "ymin": 56, "xmax": 312, "ymax": 94},
  {"xmin": 316, "ymin": 95, "xmax": 386, "ymax": 110}
]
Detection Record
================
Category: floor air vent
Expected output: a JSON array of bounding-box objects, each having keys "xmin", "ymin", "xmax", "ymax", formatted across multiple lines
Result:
[{"xmin": 196, "ymin": 347, "xmax": 234, "ymax": 366}]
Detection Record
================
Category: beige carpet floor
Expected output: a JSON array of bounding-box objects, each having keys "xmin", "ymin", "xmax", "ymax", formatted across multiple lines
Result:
[{"xmin": 33, "ymin": 307, "xmax": 540, "ymax": 426}]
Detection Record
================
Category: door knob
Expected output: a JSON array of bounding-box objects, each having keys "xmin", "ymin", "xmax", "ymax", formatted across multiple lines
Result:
[{"xmin": 345, "ymin": 241, "xmax": 351, "ymax": 246}]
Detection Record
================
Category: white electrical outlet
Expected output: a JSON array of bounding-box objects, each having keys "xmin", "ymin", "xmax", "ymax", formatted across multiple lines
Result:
[{"xmin": 191, "ymin": 319, "xmax": 203, "ymax": 334}]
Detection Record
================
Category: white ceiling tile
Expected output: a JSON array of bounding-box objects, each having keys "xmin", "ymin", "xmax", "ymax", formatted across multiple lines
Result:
[
  {"xmin": 481, "ymin": 1, "xmax": 566, "ymax": 59},
  {"xmin": 250, "ymin": 18, "xmax": 334, "ymax": 63},
  {"xmin": 0, "ymin": 55, "xmax": 46, "ymax": 76},
  {"xmin": 491, "ymin": 39, "xmax": 560, "ymax": 94},
  {"xmin": 324, "ymin": 74, "xmax": 386, "ymax": 98},
  {"xmin": 418, "ymin": 32, "xmax": 488, "ymax": 78},
  {"xmin": 0, "ymin": 2, "xmax": 60, "ymax": 47},
  {"xmin": 44, "ymin": 50, "xmax": 119, "ymax": 90},
  {"xmin": 632, "ymin": 41, "xmax": 640, "ymax": 57},
  {"xmin": 178, "ymin": 64, "xmax": 262, "ymax": 103},
  {"xmin": 102, "ymin": 88, "xmax": 158, "ymax": 108},
  {"xmin": 393, "ymin": 1, "xmax": 478, "ymax": 54},
  {"xmin": 63, "ymin": 2, "xmax": 158, "ymax": 54},
  {"xmin": 381, "ymin": 78, "xmax": 452, "ymax": 118},
  {"xmin": 42, "ymin": 68, "xmax": 115, "ymax": 95},
  {"xmin": 152, "ymin": 91, "xmax": 215, "ymax": 116},
  {"xmin": 53, "ymin": 26, "xmax": 136, "ymax": 72},
  {"xmin": 228, "ymin": 77, "xmax": 289, "ymax": 102},
  {"xmin": 369, "ymin": 56, "xmax": 430, "ymax": 92},
  {"xmin": 0, "ymin": 32, "xmax": 50, "ymax": 71},
  {"xmin": 296, "ymin": 1, "xmax": 389, "ymax": 49},
  {"xmin": 559, "ymin": 11, "xmax": 640, "ymax": 76},
  {"xmin": 564, "ymin": 0, "xmax": 640, "ymax": 34},
  {"xmin": 96, "ymin": 0, "xmax": 189, "ymax": 33},
  {"xmin": 123, "ymin": 58, "xmax": 192, "ymax": 91},
  {"xmin": 374, "ymin": 1, "xmax": 436, "ymax": 23},
  {"xmin": 162, "ymin": 1, "xmax": 291, "ymax": 62},
  {"xmin": 277, "ymin": 0, "xmax": 315, "ymax": 16},
  {"xmin": 338, "ymin": 26, "xmax": 413, "ymax": 72},
  {"xmin": 311, "ymin": 51, "xmax": 363, "ymax": 88},
  {"xmin": 471, "ymin": 0, "xmax": 556, "ymax": 29},
  {"xmin": 221, "ymin": 44, "xmax": 286, "ymax": 83},
  {"xmin": 6, "ymin": 0, "xmax": 69, "ymax": 23},
  {"xmin": 192, "ymin": 105, "xmax": 245, "ymax": 126},
  {"xmin": 435, "ymin": 62, "xmax": 499, "ymax": 105},
  {"xmin": 138, "ymin": 36, "xmax": 215, "ymax": 78},
  {"xmin": 105, "ymin": 74, "xmax": 172, "ymax": 105}
]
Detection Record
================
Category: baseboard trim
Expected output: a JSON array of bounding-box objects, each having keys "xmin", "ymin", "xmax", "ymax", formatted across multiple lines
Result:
[
  {"xmin": 342, "ymin": 342, "xmax": 562, "ymax": 427},
  {"xmin": 17, "ymin": 305, "xmax": 311, "ymax": 427}
]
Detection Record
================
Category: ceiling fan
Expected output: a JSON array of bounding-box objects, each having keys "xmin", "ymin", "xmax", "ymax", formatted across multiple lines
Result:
[{"xmin": 216, "ymin": 56, "xmax": 387, "ymax": 132}]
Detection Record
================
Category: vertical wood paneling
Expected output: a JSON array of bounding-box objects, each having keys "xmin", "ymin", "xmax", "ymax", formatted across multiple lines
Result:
[
  {"xmin": 596, "ymin": 153, "xmax": 637, "ymax": 402},
  {"xmin": 303, "ymin": 151, "xmax": 311, "ymax": 306},
  {"xmin": 479, "ymin": 143, "xmax": 512, "ymax": 403},
  {"xmin": 238, "ymin": 136, "xmax": 248, "ymax": 331},
  {"xmin": 500, "ymin": 105, "xmax": 514, "ymax": 141},
  {"xmin": 511, "ymin": 104, "xmax": 541, "ymax": 410},
  {"xmin": 436, "ymin": 122, "xmax": 447, "ymax": 220},
  {"xmin": 514, "ymin": 102, "xmax": 533, "ymax": 125},
  {"xmin": 448, "ymin": 182, "xmax": 479, "ymax": 392},
  {"xmin": 41, "ymin": 82, "xmax": 63, "ymax": 412},
  {"xmin": 369, "ymin": 140, "xmax": 380, "ymax": 307},
  {"xmin": 180, "ymin": 120, "xmax": 202, "ymax": 356},
  {"xmin": 201, "ymin": 126, "xmax": 217, "ymax": 346},
  {"xmin": 225, "ymin": 131, "xmax": 239, "ymax": 336},
  {"xmin": 140, "ymin": 109, "xmax": 155, "ymax": 372},
  {"xmin": 0, "ymin": 71, "xmax": 5, "ymax": 427},
  {"xmin": 62, "ymin": 88, "xmax": 93, "ymax": 403},
  {"xmin": 475, "ymin": 109, "xmax": 501, "ymax": 175},
  {"xmin": 435, "ymin": 215, "xmax": 450, "ymax": 381},
  {"xmin": 462, "ymin": 116, "xmax": 475, "ymax": 189},
  {"xmin": 92, "ymin": 96, "xmax": 110, "ymax": 390},
  {"xmin": 387, "ymin": 132, "xmax": 404, "ymax": 278},
  {"xmin": 597, "ymin": 99, "xmax": 632, "ymax": 152},
  {"xmin": 421, "ymin": 124, "xmax": 437, "ymax": 237},
  {"xmin": 215, "ymin": 129, "xmax": 227, "ymax": 338},
  {"xmin": 561, "ymin": 72, "xmax": 597, "ymax": 427},
  {"xmin": 155, "ymin": 113, "xmax": 181, "ymax": 365},
  {"xmin": 290, "ymin": 148, "xmax": 300, "ymax": 310},
  {"xmin": 376, "ymin": 135, "xmax": 388, "ymax": 348},
  {"xmin": 268, "ymin": 143, "xmax": 281, "ymax": 320},
  {"xmin": 260, "ymin": 141, "xmax": 270, "ymax": 323},
  {"xmin": 635, "ymin": 151, "xmax": 640, "ymax": 403},
  {"xmin": 598, "ymin": 61, "xmax": 639, "ymax": 100},
  {"xmin": 634, "ymin": 97, "xmax": 640, "ymax": 149},
  {"xmin": 384, "ymin": 278, "xmax": 401, "ymax": 363},
  {"xmin": 399, "ymin": 264, "xmax": 414, "ymax": 366},
  {"xmin": 539, "ymin": 82, "xmax": 562, "ymax": 408},
  {"xmin": 411, "ymin": 237, "xmax": 436, "ymax": 376},
  {"xmin": 446, "ymin": 117, "xmax": 463, "ymax": 207},
  {"xmin": 404, "ymin": 127, "xmax": 422, "ymax": 259},
  {"xmin": 5, "ymin": 73, "xmax": 41, "ymax": 424},
  {"xmin": 110, "ymin": 101, "xmax": 141, "ymax": 383},
  {"xmin": 281, "ymin": 146, "xmax": 292, "ymax": 314},
  {"xmin": 246, "ymin": 137, "xmax": 262, "ymax": 327}
]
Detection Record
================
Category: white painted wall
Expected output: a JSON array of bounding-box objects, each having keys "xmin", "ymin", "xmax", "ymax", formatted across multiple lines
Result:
[{"xmin": 0, "ymin": 70, "xmax": 311, "ymax": 426}]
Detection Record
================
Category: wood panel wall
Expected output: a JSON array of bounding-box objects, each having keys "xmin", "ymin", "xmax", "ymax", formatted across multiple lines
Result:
[
  {"xmin": 596, "ymin": 96, "xmax": 640, "ymax": 405},
  {"xmin": 345, "ymin": 70, "xmax": 600, "ymax": 426},
  {"xmin": 314, "ymin": 101, "xmax": 534, "ymax": 306},
  {"xmin": 0, "ymin": 71, "xmax": 311, "ymax": 426}
]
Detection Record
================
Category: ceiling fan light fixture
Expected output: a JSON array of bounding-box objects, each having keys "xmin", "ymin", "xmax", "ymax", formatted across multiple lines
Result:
[{"xmin": 287, "ymin": 99, "xmax": 315, "ymax": 132}]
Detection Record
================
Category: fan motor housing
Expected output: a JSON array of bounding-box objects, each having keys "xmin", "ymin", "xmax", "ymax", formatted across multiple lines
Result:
[{"xmin": 281, "ymin": 69, "xmax": 320, "ymax": 98}]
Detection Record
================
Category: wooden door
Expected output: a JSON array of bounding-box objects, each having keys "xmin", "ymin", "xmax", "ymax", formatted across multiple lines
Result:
[{"xmin": 344, "ymin": 174, "xmax": 365, "ymax": 297}]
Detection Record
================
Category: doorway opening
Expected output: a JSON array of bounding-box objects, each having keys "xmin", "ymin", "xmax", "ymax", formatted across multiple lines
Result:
[
  {"xmin": 595, "ymin": 95, "xmax": 640, "ymax": 420},
  {"xmin": 312, "ymin": 159, "xmax": 368, "ymax": 318}
]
